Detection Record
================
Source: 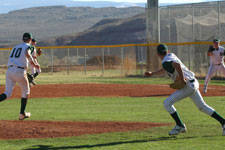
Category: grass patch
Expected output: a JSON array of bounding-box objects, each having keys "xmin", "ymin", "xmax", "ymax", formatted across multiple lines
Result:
[{"xmin": 0, "ymin": 96, "xmax": 225, "ymax": 149}]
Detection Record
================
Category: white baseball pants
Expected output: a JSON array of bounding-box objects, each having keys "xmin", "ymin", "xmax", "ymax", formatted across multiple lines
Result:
[
  {"xmin": 204, "ymin": 64, "xmax": 225, "ymax": 87},
  {"xmin": 164, "ymin": 79, "xmax": 215, "ymax": 116},
  {"xmin": 4, "ymin": 67, "xmax": 30, "ymax": 98}
]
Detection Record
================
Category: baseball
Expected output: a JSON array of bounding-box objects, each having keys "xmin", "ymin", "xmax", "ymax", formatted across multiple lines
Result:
[{"xmin": 145, "ymin": 71, "xmax": 152, "ymax": 76}]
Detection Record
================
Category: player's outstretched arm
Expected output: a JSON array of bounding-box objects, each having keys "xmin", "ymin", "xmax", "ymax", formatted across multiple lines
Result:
[
  {"xmin": 145, "ymin": 68, "xmax": 165, "ymax": 77},
  {"xmin": 26, "ymin": 49, "xmax": 40, "ymax": 70}
]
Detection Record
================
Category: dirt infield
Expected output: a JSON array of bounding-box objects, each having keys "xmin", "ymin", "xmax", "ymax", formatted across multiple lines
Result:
[
  {"xmin": 0, "ymin": 83, "xmax": 224, "ymax": 140},
  {"xmin": 2, "ymin": 83, "xmax": 225, "ymax": 98}
]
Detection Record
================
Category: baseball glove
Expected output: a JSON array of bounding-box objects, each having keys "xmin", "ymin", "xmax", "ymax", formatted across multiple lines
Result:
[
  {"xmin": 169, "ymin": 79, "xmax": 186, "ymax": 89},
  {"xmin": 37, "ymin": 48, "xmax": 42, "ymax": 56},
  {"xmin": 208, "ymin": 45, "xmax": 215, "ymax": 52},
  {"xmin": 27, "ymin": 73, "xmax": 34, "ymax": 83}
]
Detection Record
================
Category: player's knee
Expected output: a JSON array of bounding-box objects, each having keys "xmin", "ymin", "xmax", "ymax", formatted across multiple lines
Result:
[
  {"xmin": 22, "ymin": 92, "xmax": 30, "ymax": 99},
  {"xmin": 4, "ymin": 91, "xmax": 12, "ymax": 99},
  {"xmin": 26, "ymin": 94, "xmax": 30, "ymax": 98},
  {"xmin": 163, "ymin": 100, "xmax": 171, "ymax": 110}
]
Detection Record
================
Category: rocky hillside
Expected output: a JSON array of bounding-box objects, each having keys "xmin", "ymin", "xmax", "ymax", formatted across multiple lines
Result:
[
  {"xmin": 0, "ymin": 6, "xmax": 145, "ymax": 47},
  {"xmin": 38, "ymin": 13, "xmax": 146, "ymax": 46}
]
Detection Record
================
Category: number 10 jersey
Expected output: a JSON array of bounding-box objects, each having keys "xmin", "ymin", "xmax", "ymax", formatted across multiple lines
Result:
[{"xmin": 8, "ymin": 43, "xmax": 31, "ymax": 69}]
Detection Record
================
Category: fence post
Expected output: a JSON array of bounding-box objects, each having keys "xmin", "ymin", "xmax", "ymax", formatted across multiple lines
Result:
[
  {"xmin": 107, "ymin": 47, "xmax": 110, "ymax": 56},
  {"xmin": 218, "ymin": 1, "xmax": 221, "ymax": 38},
  {"xmin": 168, "ymin": 6, "xmax": 171, "ymax": 43},
  {"xmin": 188, "ymin": 45, "xmax": 191, "ymax": 70},
  {"xmin": 120, "ymin": 47, "xmax": 124, "ymax": 76},
  {"xmin": 51, "ymin": 49, "xmax": 54, "ymax": 74},
  {"xmin": 84, "ymin": 48, "xmax": 87, "ymax": 75},
  {"xmin": 102, "ymin": 48, "xmax": 104, "ymax": 76},
  {"xmin": 67, "ymin": 48, "xmax": 70, "ymax": 75},
  {"xmin": 140, "ymin": 46, "xmax": 144, "ymax": 76}
]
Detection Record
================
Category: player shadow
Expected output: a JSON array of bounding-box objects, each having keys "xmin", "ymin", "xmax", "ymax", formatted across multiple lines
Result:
[{"xmin": 22, "ymin": 136, "xmax": 197, "ymax": 150}]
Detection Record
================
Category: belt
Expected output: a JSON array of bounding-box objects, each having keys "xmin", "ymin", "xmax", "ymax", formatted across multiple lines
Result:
[
  {"xmin": 215, "ymin": 63, "xmax": 222, "ymax": 66},
  {"xmin": 189, "ymin": 79, "xmax": 195, "ymax": 83},
  {"xmin": 8, "ymin": 65, "xmax": 25, "ymax": 69}
]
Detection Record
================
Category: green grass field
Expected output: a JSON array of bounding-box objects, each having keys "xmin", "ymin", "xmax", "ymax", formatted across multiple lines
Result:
[
  {"xmin": 0, "ymin": 96, "xmax": 225, "ymax": 150},
  {"xmin": 0, "ymin": 75, "xmax": 225, "ymax": 150}
]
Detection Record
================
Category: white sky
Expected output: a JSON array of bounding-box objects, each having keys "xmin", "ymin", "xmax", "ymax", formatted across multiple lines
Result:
[{"xmin": 72, "ymin": 0, "xmax": 209, "ymax": 4}]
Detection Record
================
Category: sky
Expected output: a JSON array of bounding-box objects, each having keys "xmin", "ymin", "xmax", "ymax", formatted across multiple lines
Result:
[{"xmin": 72, "ymin": 0, "xmax": 210, "ymax": 4}]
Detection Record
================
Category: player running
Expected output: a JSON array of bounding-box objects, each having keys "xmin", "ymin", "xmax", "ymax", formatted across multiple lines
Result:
[
  {"xmin": 145, "ymin": 44, "xmax": 225, "ymax": 136},
  {"xmin": 203, "ymin": 39, "xmax": 225, "ymax": 93},
  {"xmin": 0, "ymin": 33, "xmax": 40, "ymax": 120}
]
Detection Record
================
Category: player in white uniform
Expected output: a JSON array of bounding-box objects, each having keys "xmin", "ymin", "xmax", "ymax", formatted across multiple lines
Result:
[
  {"xmin": 203, "ymin": 39, "xmax": 225, "ymax": 93},
  {"xmin": 29, "ymin": 38, "xmax": 41, "ymax": 85},
  {"xmin": 145, "ymin": 44, "xmax": 225, "ymax": 136},
  {"xmin": 0, "ymin": 33, "xmax": 40, "ymax": 120}
]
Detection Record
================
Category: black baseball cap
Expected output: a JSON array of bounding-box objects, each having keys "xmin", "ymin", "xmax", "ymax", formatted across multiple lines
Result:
[
  {"xmin": 23, "ymin": 32, "xmax": 32, "ymax": 40},
  {"xmin": 32, "ymin": 38, "xmax": 36, "ymax": 42},
  {"xmin": 213, "ymin": 38, "xmax": 220, "ymax": 43},
  {"xmin": 157, "ymin": 44, "xmax": 168, "ymax": 55}
]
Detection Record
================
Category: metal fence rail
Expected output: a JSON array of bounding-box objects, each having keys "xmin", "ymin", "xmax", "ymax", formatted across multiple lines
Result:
[{"xmin": 0, "ymin": 42, "xmax": 224, "ymax": 78}]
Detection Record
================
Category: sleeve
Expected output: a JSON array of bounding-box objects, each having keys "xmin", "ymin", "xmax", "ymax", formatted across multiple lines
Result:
[
  {"xmin": 26, "ymin": 45, "xmax": 32, "ymax": 55},
  {"xmin": 162, "ymin": 61, "xmax": 175, "ymax": 74},
  {"xmin": 223, "ymin": 47, "xmax": 225, "ymax": 56}
]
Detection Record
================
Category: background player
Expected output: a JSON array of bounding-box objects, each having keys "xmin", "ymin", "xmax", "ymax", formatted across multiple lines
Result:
[
  {"xmin": 203, "ymin": 39, "xmax": 225, "ymax": 93},
  {"xmin": 0, "ymin": 32, "xmax": 40, "ymax": 120},
  {"xmin": 145, "ymin": 44, "xmax": 225, "ymax": 136},
  {"xmin": 29, "ymin": 38, "xmax": 42, "ymax": 85}
]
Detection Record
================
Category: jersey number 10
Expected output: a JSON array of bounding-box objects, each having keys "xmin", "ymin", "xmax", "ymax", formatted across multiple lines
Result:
[{"xmin": 10, "ymin": 48, "xmax": 22, "ymax": 58}]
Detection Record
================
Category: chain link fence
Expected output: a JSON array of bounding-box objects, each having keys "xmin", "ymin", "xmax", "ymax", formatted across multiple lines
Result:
[{"xmin": 0, "ymin": 42, "xmax": 224, "ymax": 78}]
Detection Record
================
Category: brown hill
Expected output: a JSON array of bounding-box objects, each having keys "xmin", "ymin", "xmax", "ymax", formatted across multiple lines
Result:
[
  {"xmin": 38, "ymin": 13, "xmax": 146, "ymax": 46},
  {"xmin": 0, "ymin": 6, "xmax": 144, "ymax": 47}
]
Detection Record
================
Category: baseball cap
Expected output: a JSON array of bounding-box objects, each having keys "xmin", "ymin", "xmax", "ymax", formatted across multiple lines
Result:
[
  {"xmin": 32, "ymin": 38, "xmax": 36, "ymax": 42},
  {"xmin": 213, "ymin": 38, "xmax": 220, "ymax": 43},
  {"xmin": 157, "ymin": 44, "xmax": 168, "ymax": 55},
  {"xmin": 23, "ymin": 32, "xmax": 32, "ymax": 40}
]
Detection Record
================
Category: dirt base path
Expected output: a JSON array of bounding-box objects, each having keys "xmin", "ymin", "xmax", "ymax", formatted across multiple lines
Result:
[{"xmin": 1, "ymin": 83, "xmax": 225, "ymax": 98}]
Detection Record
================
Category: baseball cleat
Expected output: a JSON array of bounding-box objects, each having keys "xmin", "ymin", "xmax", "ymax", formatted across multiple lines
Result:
[
  {"xmin": 203, "ymin": 86, "xmax": 207, "ymax": 93},
  {"xmin": 169, "ymin": 124, "xmax": 187, "ymax": 136},
  {"xmin": 19, "ymin": 112, "xmax": 31, "ymax": 120},
  {"xmin": 222, "ymin": 124, "xmax": 225, "ymax": 136}
]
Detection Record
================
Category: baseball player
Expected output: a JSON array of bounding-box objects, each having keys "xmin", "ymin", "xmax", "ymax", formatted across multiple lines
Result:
[
  {"xmin": 203, "ymin": 39, "xmax": 225, "ymax": 93},
  {"xmin": 0, "ymin": 33, "xmax": 40, "ymax": 120},
  {"xmin": 28, "ymin": 38, "xmax": 42, "ymax": 85},
  {"xmin": 145, "ymin": 44, "xmax": 225, "ymax": 136}
]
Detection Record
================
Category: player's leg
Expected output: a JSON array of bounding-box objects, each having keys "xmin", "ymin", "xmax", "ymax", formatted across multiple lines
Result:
[
  {"xmin": 164, "ymin": 86, "xmax": 194, "ymax": 135},
  {"xmin": 190, "ymin": 85, "xmax": 225, "ymax": 135},
  {"xmin": 218, "ymin": 64, "xmax": 225, "ymax": 77},
  {"xmin": 0, "ymin": 69, "xmax": 15, "ymax": 102},
  {"xmin": 204, "ymin": 65, "xmax": 217, "ymax": 93},
  {"xmin": 16, "ymin": 71, "xmax": 31, "ymax": 120}
]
